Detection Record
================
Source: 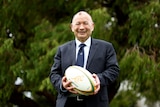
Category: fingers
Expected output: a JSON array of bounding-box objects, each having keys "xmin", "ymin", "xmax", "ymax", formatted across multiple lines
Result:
[
  {"xmin": 62, "ymin": 74, "xmax": 100, "ymax": 95},
  {"xmin": 92, "ymin": 73, "xmax": 100, "ymax": 95},
  {"xmin": 68, "ymin": 89, "xmax": 78, "ymax": 94},
  {"xmin": 62, "ymin": 76, "xmax": 78, "ymax": 94},
  {"xmin": 62, "ymin": 76, "xmax": 72, "ymax": 90}
]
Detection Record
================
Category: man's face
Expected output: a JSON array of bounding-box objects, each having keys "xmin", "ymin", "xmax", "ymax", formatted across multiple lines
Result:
[{"xmin": 71, "ymin": 12, "xmax": 94, "ymax": 42}]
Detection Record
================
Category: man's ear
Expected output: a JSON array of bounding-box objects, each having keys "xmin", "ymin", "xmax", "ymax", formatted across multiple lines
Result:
[
  {"xmin": 91, "ymin": 23, "xmax": 94, "ymax": 32},
  {"xmin": 70, "ymin": 24, "xmax": 74, "ymax": 32}
]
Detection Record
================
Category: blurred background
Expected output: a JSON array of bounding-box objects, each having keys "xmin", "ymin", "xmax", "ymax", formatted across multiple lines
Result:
[{"xmin": 0, "ymin": 0, "xmax": 160, "ymax": 107}]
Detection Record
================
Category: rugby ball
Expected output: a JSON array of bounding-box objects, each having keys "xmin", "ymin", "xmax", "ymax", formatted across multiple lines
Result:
[{"xmin": 65, "ymin": 65, "xmax": 96, "ymax": 95}]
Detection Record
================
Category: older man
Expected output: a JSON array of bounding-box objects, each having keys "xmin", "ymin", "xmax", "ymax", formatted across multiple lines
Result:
[{"xmin": 50, "ymin": 11, "xmax": 120, "ymax": 107}]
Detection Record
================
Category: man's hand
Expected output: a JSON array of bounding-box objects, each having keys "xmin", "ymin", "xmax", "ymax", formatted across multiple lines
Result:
[
  {"xmin": 62, "ymin": 76, "xmax": 78, "ymax": 94},
  {"xmin": 92, "ymin": 73, "xmax": 100, "ymax": 95}
]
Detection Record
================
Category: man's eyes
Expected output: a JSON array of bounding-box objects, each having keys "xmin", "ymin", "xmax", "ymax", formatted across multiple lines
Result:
[
  {"xmin": 75, "ymin": 22, "xmax": 88, "ymax": 25},
  {"xmin": 84, "ymin": 22, "xmax": 89, "ymax": 25},
  {"xmin": 75, "ymin": 23, "xmax": 80, "ymax": 25}
]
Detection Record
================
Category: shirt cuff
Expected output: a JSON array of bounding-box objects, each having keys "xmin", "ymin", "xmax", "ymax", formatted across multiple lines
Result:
[{"xmin": 60, "ymin": 82, "xmax": 68, "ymax": 93}]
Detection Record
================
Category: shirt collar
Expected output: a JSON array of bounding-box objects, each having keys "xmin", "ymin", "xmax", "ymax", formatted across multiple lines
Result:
[{"xmin": 75, "ymin": 37, "xmax": 91, "ymax": 48}]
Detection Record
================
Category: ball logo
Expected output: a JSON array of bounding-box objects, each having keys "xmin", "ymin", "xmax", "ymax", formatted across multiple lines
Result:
[{"xmin": 70, "ymin": 75, "xmax": 85, "ymax": 83}]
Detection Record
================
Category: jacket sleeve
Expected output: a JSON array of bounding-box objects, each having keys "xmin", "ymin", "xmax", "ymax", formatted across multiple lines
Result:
[
  {"xmin": 97, "ymin": 43, "xmax": 120, "ymax": 86},
  {"xmin": 49, "ymin": 47, "xmax": 68, "ymax": 94}
]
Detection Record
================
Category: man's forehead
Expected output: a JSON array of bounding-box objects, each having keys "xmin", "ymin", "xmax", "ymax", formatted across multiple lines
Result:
[{"xmin": 72, "ymin": 11, "xmax": 93, "ymax": 23}]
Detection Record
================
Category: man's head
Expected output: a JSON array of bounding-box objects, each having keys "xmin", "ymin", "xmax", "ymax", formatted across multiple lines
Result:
[{"xmin": 71, "ymin": 11, "xmax": 94, "ymax": 42}]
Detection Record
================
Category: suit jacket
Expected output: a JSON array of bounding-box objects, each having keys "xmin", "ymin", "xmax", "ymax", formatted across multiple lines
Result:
[{"xmin": 50, "ymin": 38, "xmax": 120, "ymax": 107}]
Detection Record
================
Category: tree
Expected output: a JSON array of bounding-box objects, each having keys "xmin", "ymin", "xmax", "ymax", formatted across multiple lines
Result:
[
  {"xmin": 105, "ymin": 0, "xmax": 160, "ymax": 107},
  {"xmin": 0, "ymin": 0, "xmax": 160, "ymax": 107}
]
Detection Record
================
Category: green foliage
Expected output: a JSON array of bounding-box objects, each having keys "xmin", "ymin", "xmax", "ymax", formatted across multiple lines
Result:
[
  {"xmin": 91, "ymin": 8, "xmax": 111, "ymax": 40},
  {"xmin": 0, "ymin": 39, "xmax": 19, "ymax": 103},
  {"xmin": 110, "ymin": 90, "xmax": 139, "ymax": 107},
  {"xmin": 128, "ymin": 1, "xmax": 160, "ymax": 47},
  {"xmin": 22, "ymin": 19, "xmax": 59, "ymax": 90},
  {"xmin": 52, "ymin": 22, "xmax": 74, "ymax": 44},
  {"xmin": 119, "ymin": 45, "xmax": 160, "ymax": 103},
  {"xmin": 0, "ymin": 0, "xmax": 160, "ymax": 106}
]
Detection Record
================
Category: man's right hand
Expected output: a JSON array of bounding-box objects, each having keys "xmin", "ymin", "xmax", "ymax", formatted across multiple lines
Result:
[{"xmin": 62, "ymin": 76, "xmax": 78, "ymax": 94}]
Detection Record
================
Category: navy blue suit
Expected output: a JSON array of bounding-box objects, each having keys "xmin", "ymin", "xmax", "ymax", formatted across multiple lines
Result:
[{"xmin": 50, "ymin": 38, "xmax": 120, "ymax": 107}]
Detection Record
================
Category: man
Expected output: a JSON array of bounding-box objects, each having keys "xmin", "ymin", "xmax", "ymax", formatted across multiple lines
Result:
[{"xmin": 50, "ymin": 11, "xmax": 119, "ymax": 107}]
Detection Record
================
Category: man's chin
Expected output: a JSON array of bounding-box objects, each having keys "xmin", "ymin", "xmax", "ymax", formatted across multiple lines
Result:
[
  {"xmin": 78, "ymin": 34, "xmax": 87, "ymax": 37},
  {"xmin": 77, "ymin": 36, "xmax": 88, "ymax": 42}
]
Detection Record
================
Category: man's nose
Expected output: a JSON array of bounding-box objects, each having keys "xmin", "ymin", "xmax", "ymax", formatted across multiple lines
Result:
[{"xmin": 79, "ymin": 24, "xmax": 85, "ymax": 29}]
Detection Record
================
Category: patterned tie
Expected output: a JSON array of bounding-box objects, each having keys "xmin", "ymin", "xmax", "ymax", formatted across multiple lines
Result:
[{"xmin": 76, "ymin": 44, "xmax": 86, "ymax": 67}]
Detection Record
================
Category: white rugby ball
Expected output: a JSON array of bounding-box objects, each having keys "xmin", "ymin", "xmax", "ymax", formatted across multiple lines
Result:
[{"xmin": 65, "ymin": 65, "xmax": 96, "ymax": 95}]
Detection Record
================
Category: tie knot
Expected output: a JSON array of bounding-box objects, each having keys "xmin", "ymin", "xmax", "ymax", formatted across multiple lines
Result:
[{"xmin": 79, "ymin": 44, "xmax": 86, "ymax": 48}]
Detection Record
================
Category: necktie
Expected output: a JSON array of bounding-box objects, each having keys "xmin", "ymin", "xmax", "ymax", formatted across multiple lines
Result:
[{"xmin": 76, "ymin": 44, "xmax": 86, "ymax": 67}]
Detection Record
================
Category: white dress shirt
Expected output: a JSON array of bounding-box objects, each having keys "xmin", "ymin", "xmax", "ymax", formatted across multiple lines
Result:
[{"xmin": 75, "ymin": 37, "xmax": 91, "ymax": 68}]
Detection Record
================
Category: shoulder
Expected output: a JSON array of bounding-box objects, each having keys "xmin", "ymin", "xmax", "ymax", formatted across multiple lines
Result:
[
  {"xmin": 59, "ymin": 40, "xmax": 75, "ymax": 48},
  {"xmin": 92, "ymin": 38, "xmax": 115, "ymax": 52},
  {"xmin": 92, "ymin": 38, "xmax": 116, "ymax": 54},
  {"xmin": 57, "ymin": 40, "xmax": 75, "ymax": 52},
  {"xmin": 92, "ymin": 38, "xmax": 112, "ymax": 46}
]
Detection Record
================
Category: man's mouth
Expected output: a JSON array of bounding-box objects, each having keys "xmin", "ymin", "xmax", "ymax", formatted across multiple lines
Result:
[{"xmin": 78, "ymin": 31, "xmax": 86, "ymax": 35}]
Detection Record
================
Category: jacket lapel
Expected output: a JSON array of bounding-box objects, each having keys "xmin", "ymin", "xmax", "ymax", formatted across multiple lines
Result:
[
  {"xmin": 86, "ymin": 39, "xmax": 98, "ymax": 69},
  {"xmin": 69, "ymin": 41, "xmax": 76, "ymax": 65}
]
